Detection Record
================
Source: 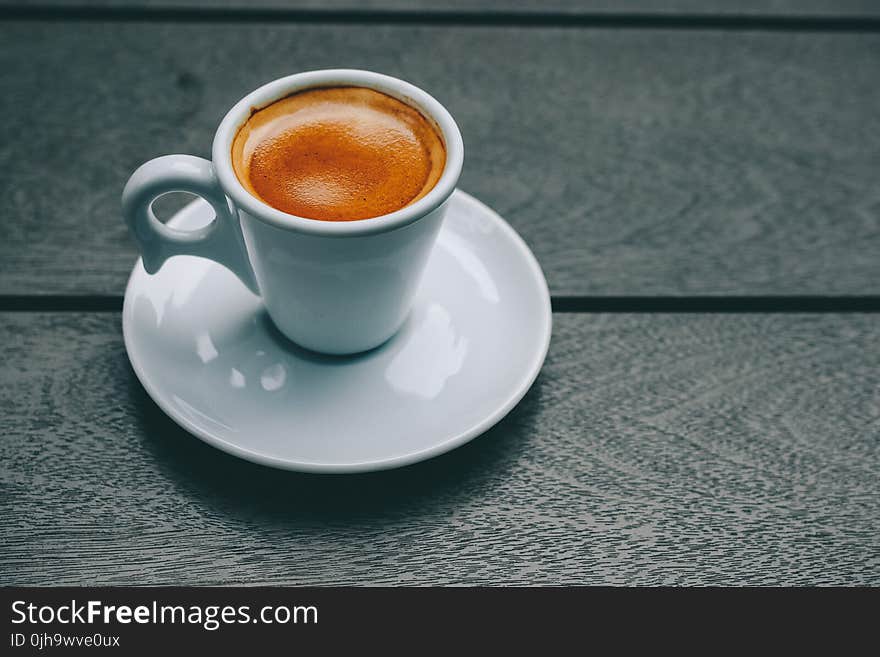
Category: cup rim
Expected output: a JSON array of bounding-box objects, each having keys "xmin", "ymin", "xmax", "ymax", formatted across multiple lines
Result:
[{"xmin": 212, "ymin": 69, "xmax": 464, "ymax": 237}]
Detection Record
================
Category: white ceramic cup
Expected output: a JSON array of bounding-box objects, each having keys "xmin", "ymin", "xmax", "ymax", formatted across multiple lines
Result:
[{"xmin": 122, "ymin": 69, "xmax": 464, "ymax": 355}]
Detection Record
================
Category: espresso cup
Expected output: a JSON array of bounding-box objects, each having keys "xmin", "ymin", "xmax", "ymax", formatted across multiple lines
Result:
[{"xmin": 122, "ymin": 69, "xmax": 464, "ymax": 355}]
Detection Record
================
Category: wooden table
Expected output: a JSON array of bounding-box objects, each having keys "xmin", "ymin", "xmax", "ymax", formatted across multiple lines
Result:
[{"xmin": 2, "ymin": 1, "xmax": 879, "ymax": 586}]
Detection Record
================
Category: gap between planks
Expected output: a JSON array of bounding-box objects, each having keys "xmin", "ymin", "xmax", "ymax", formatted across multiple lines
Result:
[
  {"xmin": 0, "ymin": 7, "xmax": 879, "ymax": 33},
  {"xmin": 2, "ymin": 296, "xmax": 880, "ymax": 313}
]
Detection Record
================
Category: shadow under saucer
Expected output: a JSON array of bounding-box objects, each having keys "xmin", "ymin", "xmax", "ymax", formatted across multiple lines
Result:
[{"xmin": 126, "ymin": 358, "xmax": 546, "ymax": 525}]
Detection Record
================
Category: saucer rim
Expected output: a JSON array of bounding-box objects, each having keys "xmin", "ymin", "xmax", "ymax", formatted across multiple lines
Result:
[{"xmin": 122, "ymin": 189, "xmax": 552, "ymax": 473}]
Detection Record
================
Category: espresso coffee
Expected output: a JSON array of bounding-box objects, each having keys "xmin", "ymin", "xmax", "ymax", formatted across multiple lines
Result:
[{"xmin": 231, "ymin": 86, "xmax": 446, "ymax": 221}]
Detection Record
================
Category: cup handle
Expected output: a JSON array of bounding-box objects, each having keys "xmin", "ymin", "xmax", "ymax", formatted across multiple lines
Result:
[{"xmin": 122, "ymin": 154, "xmax": 260, "ymax": 294}]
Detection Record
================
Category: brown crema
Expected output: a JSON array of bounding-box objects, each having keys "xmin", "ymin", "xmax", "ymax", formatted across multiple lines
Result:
[{"xmin": 231, "ymin": 86, "xmax": 446, "ymax": 222}]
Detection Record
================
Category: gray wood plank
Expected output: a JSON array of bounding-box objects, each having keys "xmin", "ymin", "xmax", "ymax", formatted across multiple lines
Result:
[
  {"xmin": 2, "ymin": 312, "xmax": 878, "ymax": 585},
  {"xmin": 1, "ymin": 24, "xmax": 880, "ymax": 296},
  {"xmin": 2, "ymin": 0, "xmax": 879, "ymax": 18}
]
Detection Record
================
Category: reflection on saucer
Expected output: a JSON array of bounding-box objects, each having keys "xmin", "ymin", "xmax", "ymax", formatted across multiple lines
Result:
[
  {"xmin": 196, "ymin": 331, "xmax": 219, "ymax": 363},
  {"xmin": 385, "ymin": 303, "xmax": 468, "ymax": 400},
  {"xmin": 260, "ymin": 363, "xmax": 287, "ymax": 392},
  {"xmin": 436, "ymin": 230, "xmax": 500, "ymax": 304},
  {"xmin": 229, "ymin": 367, "xmax": 246, "ymax": 389}
]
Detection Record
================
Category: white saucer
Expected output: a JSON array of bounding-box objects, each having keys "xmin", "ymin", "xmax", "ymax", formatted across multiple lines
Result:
[{"xmin": 123, "ymin": 190, "xmax": 551, "ymax": 473}]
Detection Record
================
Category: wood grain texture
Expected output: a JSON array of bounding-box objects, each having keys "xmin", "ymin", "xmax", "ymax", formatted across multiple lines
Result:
[
  {"xmin": 2, "ymin": 24, "xmax": 880, "ymax": 296},
  {"xmin": 2, "ymin": 0, "xmax": 879, "ymax": 18},
  {"xmin": 1, "ymin": 312, "xmax": 878, "ymax": 585}
]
